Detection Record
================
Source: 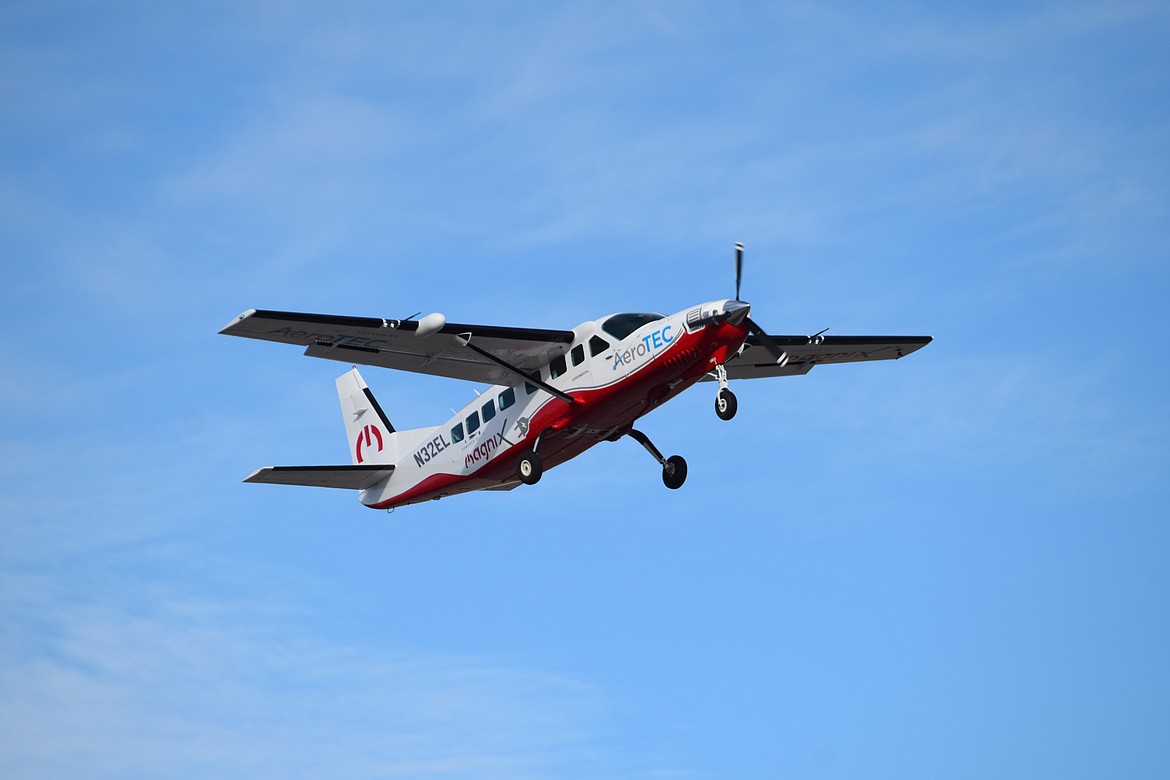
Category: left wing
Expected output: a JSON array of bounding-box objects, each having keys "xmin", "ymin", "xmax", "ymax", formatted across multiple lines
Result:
[
  {"xmin": 220, "ymin": 309, "xmax": 575, "ymax": 385},
  {"xmin": 710, "ymin": 334, "xmax": 933, "ymax": 380}
]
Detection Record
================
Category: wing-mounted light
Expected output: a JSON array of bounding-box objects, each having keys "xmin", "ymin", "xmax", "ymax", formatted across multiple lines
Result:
[{"xmin": 414, "ymin": 312, "xmax": 446, "ymax": 337}]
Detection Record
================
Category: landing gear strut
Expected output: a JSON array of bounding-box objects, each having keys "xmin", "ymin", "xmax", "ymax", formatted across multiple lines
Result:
[
  {"xmin": 517, "ymin": 428, "xmax": 545, "ymax": 485},
  {"xmin": 714, "ymin": 363, "xmax": 737, "ymax": 421},
  {"xmin": 627, "ymin": 429, "xmax": 687, "ymax": 490}
]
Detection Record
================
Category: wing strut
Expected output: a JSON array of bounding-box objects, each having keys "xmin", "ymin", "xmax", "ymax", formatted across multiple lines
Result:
[{"xmin": 455, "ymin": 333, "xmax": 576, "ymax": 404}]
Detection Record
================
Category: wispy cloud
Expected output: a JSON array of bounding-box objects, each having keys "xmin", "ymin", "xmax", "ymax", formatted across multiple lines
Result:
[{"xmin": 0, "ymin": 571, "xmax": 602, "ymax": 779}]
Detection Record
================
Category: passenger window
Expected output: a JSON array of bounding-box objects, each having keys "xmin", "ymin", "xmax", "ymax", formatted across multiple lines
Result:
[
  {"xmin": 571, "ymin": 344, "xmax": 585, "ymax": 366},
  {"xmin": 466, "ymin": 411, "xmax": 480, "ymax": 435},
  {"xmin": 481, "ymin": 398, "xmax": 496, "ymax": 423},
  {"xmin": 525, "ymin": 382, "xmax": 537, "ymax": 395},
  {"xmin": 589, "ymin": 335, "xmax": 610, "ymax": 356},
  {"xmin": 549, "ymin": 354, "xmax": 567, "ymax": 379},
  {"xmin": 451, "ymin": 423, "xmax": 464, "ymax": 443},
  {"xmin": 498, "ymin": 387, "xmax": 516, "ymax": 410}
]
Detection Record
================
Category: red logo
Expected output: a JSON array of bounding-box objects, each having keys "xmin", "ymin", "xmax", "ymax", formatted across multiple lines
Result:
[{"xmin": 356, "ymin": 424, "xmax": 383, "ymax": 463}]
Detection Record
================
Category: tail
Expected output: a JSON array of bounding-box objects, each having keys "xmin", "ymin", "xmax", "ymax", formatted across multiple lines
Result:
[
  {"xmin": 241, "ymin": 368, "xmax": 397, "ymax": 492},
  {"xmin": 337, "ymin": 367, "xmax": 396, "ymax": 465}
]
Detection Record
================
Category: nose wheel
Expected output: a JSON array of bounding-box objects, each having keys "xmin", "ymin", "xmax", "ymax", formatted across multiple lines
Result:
[
  {"xmin": 713, "ymin": 363, "xmax": 737, "ymax": 420},
  {"xmin": 715, "ymin": 388, "xmax": 737, "ymax": 420},
  {"xmin": 627, "ymin": 429, "xmax": 688, "ymax": 490}
]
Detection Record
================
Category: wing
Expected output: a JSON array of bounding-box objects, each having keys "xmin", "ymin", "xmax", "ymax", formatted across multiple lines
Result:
[
  {"xmin": 710, "ymin": 334, "xmax": 933, "ymax": 380},
  {"xmin": 244, "ymin": 465, "xmax": 395, "ymax": 490},
  {"xmin": 220, "ymin": 309, "xmax": 575, "ymax": 385}
]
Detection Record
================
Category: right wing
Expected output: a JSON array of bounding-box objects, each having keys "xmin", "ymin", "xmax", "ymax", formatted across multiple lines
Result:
[
  {"xmin": 220, "ymin": 309, "xmax": 575, "ymax": 385},
  {"xmin": 714, "ymin": 334, "xmax": 933, "ymax": 380}
]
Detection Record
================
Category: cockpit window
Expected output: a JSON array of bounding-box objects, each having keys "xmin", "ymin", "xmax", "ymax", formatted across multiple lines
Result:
[{"xmin": 601, "ymin": 313, "xmax": 665, "ymax": 341}]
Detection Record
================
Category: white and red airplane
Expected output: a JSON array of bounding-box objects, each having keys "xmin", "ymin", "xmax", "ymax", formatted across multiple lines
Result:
[{"xmin": 220, "ymin": 246, "xmax": 930, "ymax": 510}]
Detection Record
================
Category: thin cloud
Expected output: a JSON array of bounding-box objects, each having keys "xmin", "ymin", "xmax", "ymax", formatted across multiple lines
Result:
[{"xmin": 0, "ymin": 575, "xmax": 602, "ymax": 780}]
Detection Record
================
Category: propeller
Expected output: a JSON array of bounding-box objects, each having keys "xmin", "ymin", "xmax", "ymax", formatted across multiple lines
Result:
[
  {"xmin": 733, "ymin": 242, "xmax": 789, "ymax": 367},
  {"xmin": 734, "ymin": 242, "xmax": 744, "ymax": 302},
  {"xmin": 745, "ymin": 317, "xmax": 788, "ymax": 366}
]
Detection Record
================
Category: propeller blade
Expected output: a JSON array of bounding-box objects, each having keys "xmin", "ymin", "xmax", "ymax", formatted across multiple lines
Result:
[
  {"xmin": 744, "ymin": 316, "xmax": 788, "ymax": 365},
  {"xmin": 734, "ymin": 244, "xmax": 788, "ymax": 365},
  {"xmin": 734, "ymin": 242, "xmax": 744, "ymax": 301}
]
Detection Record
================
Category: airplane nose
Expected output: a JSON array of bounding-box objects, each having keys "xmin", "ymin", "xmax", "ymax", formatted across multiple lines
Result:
[{"xmin": 722, "ymin": 300, "xmax": 751, "ymax": 326}]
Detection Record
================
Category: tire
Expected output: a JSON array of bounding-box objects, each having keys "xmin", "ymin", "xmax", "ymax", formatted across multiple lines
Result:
[
  {"xmin": 715, "ymin": 388, "xmax": 738, "ymax": 421},
  {"xmin": 518, "ymin": 450, "xmax": 543, "ymax": 485},
  {"xmin": 662, "ymin": 455, "xmax": 687, "ymax": 489}
]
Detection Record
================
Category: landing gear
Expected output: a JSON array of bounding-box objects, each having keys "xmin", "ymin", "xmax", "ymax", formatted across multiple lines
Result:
[
  {"xmin": 627, "ymin": 429, "xmax": 688, "ymax": 490},
  {"xmin": 518, "ymin": 450, "xmax": 543, "ymax": 485},
  {"xmin": 662, "ymin": 455, "xmax": 687, "ymax": 490},
  {"xmin": 715, "ymin": 388, "xmax": 738, "ymax": 421},
  {"xmin": 518, "ymin": 428, "xmax": 547, "ymax": 486},
  {"xmin": 713, "ymin": 363, "xmax": 737, "ymax": 420}
]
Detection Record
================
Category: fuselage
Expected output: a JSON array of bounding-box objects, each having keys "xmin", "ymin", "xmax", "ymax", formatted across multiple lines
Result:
[{"xmin": 360, "ymin": 300, "xmax": 751, "ymax": 509}]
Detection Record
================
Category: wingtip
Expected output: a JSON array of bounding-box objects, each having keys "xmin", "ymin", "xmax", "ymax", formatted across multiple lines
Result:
[
  {"xmin": 219, "ymin": 309, "xmax": 258, "ymax": 335},
  {"xmin": 242, "ymin": 466, "xmax": 273, "ymax": 483}
]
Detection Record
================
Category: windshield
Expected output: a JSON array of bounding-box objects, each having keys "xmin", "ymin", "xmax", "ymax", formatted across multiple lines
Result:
[{"xmin": 601, "ymin": 312, "xmax": 665, "ymax": 341}]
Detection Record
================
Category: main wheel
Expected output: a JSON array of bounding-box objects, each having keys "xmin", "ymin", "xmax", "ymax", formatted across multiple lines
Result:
[
  {"xmin": 715, "ymin": 388, "xmax": 738, "ymax": 421},
  {"xmin": 662, "ymin": 455, "xmax": 687, "ymax": 489},
  {"xmin": 518, "ymin": 450, "xmax": 543, "ymax": 485}
]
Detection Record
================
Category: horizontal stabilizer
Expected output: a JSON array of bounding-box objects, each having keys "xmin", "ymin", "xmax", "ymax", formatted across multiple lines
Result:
[{"xmin": 244, "ymin": 465, "xmax": 394, "ymax": 490}]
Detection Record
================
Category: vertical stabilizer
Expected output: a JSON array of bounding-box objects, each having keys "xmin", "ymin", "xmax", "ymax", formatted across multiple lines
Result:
[{"xmin": 336, "ymin": 368, "xmax": 395, "ymax": 465}]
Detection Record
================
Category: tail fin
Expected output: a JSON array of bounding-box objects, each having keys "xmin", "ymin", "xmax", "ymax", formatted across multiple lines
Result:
[{"xmin": 337, "ymin": 368, "xmax": 396, "ymax": 465}]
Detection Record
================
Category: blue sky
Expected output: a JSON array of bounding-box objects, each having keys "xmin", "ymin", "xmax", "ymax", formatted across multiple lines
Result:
[{"xmin": 2, "ymin": 1, "xmax": 1169, "ymax": 777}]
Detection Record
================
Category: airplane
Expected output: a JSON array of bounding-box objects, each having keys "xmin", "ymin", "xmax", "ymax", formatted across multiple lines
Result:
[{"xmin": 220, "ymin": 245, "xmax": 930, "ymax": 510}]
